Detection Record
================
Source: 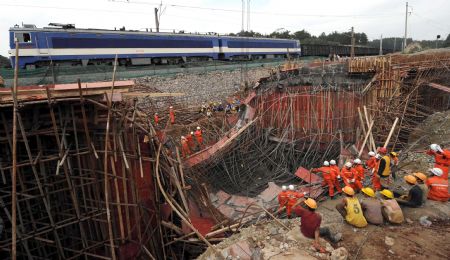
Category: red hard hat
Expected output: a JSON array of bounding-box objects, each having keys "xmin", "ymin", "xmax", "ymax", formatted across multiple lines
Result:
[{"xmin": 378, "ymin": 147, "xmax": 387, "ymax": 154}]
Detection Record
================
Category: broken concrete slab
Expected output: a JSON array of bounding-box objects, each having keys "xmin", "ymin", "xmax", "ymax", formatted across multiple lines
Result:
[
  {"xmin": 258, "ymin": 182, "xmax": 282, "ymax": 203},
  {"xmin": 294, "ymin": 167, "xmax": 322, "ymax": 184},
  {"xmin": 227, "ymin": 240, "xmax": 252, "ymax": 260},
  {"xmin": 227, "ymin": 195, "xmax": 256, "ymax": 207},
  {"xmin": 216, "ymin": 190, "xmax": 231, "ymax": 205},
  {"xmin": 217, "ymin": 204, "xmax": 235, "ymax": 218}
]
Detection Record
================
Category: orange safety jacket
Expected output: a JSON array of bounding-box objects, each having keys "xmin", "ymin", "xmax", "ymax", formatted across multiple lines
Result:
[
  {"xmin": 194, "ymin": 130, "xmax": 203, "ymax": 144},
  {"xmin": 154, "ymin": 114, "xmax": 159, "ymax": 125},
  {"xmin": 427, "ymin": 149, "xmax": 450, "ymax": 179},
  {"xmin": 169, "ymin": 109, "xmax": 175, "ymax": 124},
  {"xmin": 330, "ymin": 165, "xmax": 340, "ymax": 180},
  {"xmin": 186, "ymin": 134, "xmax": 195, "ymax": 149},
  {"xmin": 341, "ymin": 167, "xmax": 355, "ymax": 185},
  {"xmin": 278, "ymin": 191, "xmax": 289, "ymax": 209},
  {"xmin": 354, "ymin": 165, "xmax": 365, "ymax": 180},
  {"xmin": 312, "ymin": 166, "xmax": 332, "ymax": 180},
  {"xmin": 366, "ymin": 157, "xmax": 377, "ymax": 169},
  {"xmin": 426, "ymin": 176, "xmax": 449, "ymax": 202}
]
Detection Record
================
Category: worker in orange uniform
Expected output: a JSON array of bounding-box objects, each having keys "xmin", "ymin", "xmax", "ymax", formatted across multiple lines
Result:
[
  {"xmin": 352, "ymin": 159, "xmax": 364, "ymax": 189},
  {"xmin": 312, "ymin": 161, "xmax": 336, "ymax": 199},
  {"xmin": 426, "ymin": 168, "xmax": 449, "ymax": 202},
  {"xmin": 427, "ymin": 144, "xmax": 450, "ymax": 179},
  {"xmin": 372, "ymin": 154, "xmax": 382, "ymax": 191},
  {"xmin": 277, "ymin": 185, "xmax": 289, "ymax": 213},
  {"xmin": 169, "ymin": 106, "xmax": 175, "ymax": 124},
  {"xmin": 366, "ymin": 151, "xmax": 377, "ymax": 170},
  {"xmin": 286, "ymin": 185, "xmax": 305, "ymax": 218},
  {"xmin": 180, "ymin": 136, "xmax": 191, "ymax": 158},
  {"xmin": 329, "ymin": 160, "xmax": 342, "ymax": 194},
  {"xmin": 153, "ymin": 112, "xmax": 159, "ymax": 126},
  {"xmin": 186, "ymin": 131, "xmax": 196, "ymax": 151},
  {"xmin": 341, "ymin": 162, "xmax": 360, "ymax": 192},
  {"xmin": 194, "ymin": 126, "xmax": 203, "ymax": 148}
]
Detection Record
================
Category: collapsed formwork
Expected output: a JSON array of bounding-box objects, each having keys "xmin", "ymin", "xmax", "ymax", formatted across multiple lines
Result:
[{"xmin": 1, "ymin": 49, "xmax": 449, "ymax": 259}]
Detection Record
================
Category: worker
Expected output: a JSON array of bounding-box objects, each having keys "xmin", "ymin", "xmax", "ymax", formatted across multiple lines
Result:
[
  {"xmin": 390, "ymin": 152, "xmax": 399, "ymax": 166},
  {"xmin": 335, "ymin": 186, "xmax": 368, "ymax": 228},
  {"xmin": 169, "ymin": 106, "xmax": 175, "ymax": 124},
  {"xmin": 292, "ymin": 198, "xmax": 342, "ymax": 253},
  {"xmin": 413, "ymin": 172, "xmax": 429, "ymax": 204},
  {"xmin": 426, "ymin": 144, "xmax": 450, "ymax": 179},
  {"xmin": 426, "ymin": 168, "xmax": 449, "ymax": 202},
  {"xmin": 341, "ymin": 162, "xmax": 360, "ymax": 192},
  {"xmin": 360, "ymin": 187, "xmax": 383, "ymax": 225},
  {"xmin": 329, "ymin": 160, "xmax": 342, "ymax": 194},
  {"xmin": 352, "ymin": 159, "xmax": 364, "ymax": 189},
  {"xmin": 0, "ymin": 75, "xmax": 4, "ymax": 88},
  {"xmin": 194, "ymin": 126, "xmax": 203, "ymax": 148},
  {"xmin": 395, "ymin": 175, "xmax": 423, "ymax": 208},
  {"xmin": 180, "ymin": 136, "xmax": 191, "ymax": 158},
  {"xmin": 376, "ymin": 147, "xmax": 393, "ymax": 188},
  {"xmin": 153, "ymin": 112, "xmax": 159, "ymax": 126},
  {"xmin": 366, "ymin": 151, "xmax": 377, "ymax": 170},
  {"xmin": 286, "ymin": 185, "xmax": 304, "ymax": 218},
  {"xmin": 372, "ymin": 154, "xmax": 382, "ymax": 191},
  {"xmin": 311, "ymin": 161, "xmax": 336, "ymax": 199},
  {"xmin": 379, "ymin": 189, "xmax": 404, "ymax": 224},
  {"xmin": 186, "ymin": 131, "xmax": 196, "ymax": 151},
  {"xmin": 277, "ymin": 185, "xmax": 289, "ymax": 213}
]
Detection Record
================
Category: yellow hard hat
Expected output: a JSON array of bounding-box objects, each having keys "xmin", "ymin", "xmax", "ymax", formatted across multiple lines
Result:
[
  {"xmin": 361, "ymin": 187, "xmax": 375, "ymax": 198},
  {"xmin": 413, "ymin": 172, "xmax": 427, "ymax": 182},
  {"xmin": 304, "ymin": 198, "xmax": 318, "ymax": 209},
  {"xmin": 343, "ymin": 186, "xmax": 355, "ymax": 196},
  {"xmin": 390, "ymin": 151, "xmax": 398, "ymax": 157},
  {"xmin": 404, "ymin": 175, "xmax": 417, "ymax": 185},
  {"xmin": 380, "ymin": 189, "xmax": 394, "ymax": 199}
]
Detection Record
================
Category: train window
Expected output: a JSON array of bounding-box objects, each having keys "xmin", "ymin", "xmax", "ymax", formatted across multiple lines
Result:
[{"xmin": 15, "ymin": 33, "xmax": 32, "ymax": 43}]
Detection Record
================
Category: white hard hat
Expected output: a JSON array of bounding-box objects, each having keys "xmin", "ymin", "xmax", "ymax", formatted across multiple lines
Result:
[
  {"xmin": 288, "ymin": 184, "xmax": 295, "ymax": 190},
  {"xmin": 430, "ymin": 144, "xmax": 443, "ymax": 153},
  {"xmin": 368, "ymin": 151, "xmax": 375, "ymax": 157},
  {"xmin": 197, "ymin": 126, "xmax": 201, "ymax": 130},
  {"xmin": 190, "ymin": 131, "xmax": 194, "ymax": 135},
  {"xmin": 429, "ymin": 168, "xmax": 443, "ymax": 177},
  {"xmin": 170, "ymin": 106, "xmax": 173, "ymax": 108},
  {"xmin": 354, "ymin": 159, "xmax": 362, "ymax": 164},
  {"xmin": 281, "ymin": 185, "xmax": 287, "ymax": 191},
  {"xmin": 345, "ymin": 162, "xmax": 352, "ymax": 168},
  {"xmin": 330, "ymin": 160, "xmax": 336, "ymax": 165},
  {"xmin": 323, "ymin": 161, "xmax": 330, "ymax": 166},
  {"xmin": 375, "ymin": 154, "xmax": 382, "ymax": 159},
  {"xmin": 181, "ymin": 136, "xmax": 185, "ymax": 139},
  {"xmin": 155, "ymin": 112, "xmax": 158, "ymax": 115}
]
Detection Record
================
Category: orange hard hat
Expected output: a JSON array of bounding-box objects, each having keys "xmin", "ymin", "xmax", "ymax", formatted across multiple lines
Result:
[
  {"xmin": 304, "ymin": 198, "xmax": 318, "ymax": 209},
  {"xmin": 413, "ymin": 172, "xmax": 427, "ymax": 182},
  {"xmin": 343, "ymin": 186, "xmax": 355, "ymax": 196},
  {"xmin": 404, "ymin": 175, "xmax": 417, "ymax": 185}
]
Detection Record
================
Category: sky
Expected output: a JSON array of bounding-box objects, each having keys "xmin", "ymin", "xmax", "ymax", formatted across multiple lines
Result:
[{"xmin": 1, "ymin": 0, "xmax": 449, "ymax": 56}]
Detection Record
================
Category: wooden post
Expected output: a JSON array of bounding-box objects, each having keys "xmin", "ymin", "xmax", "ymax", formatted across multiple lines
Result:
[
  {"xmin": 383, "ymin": 117, "xmax": 399, "ymax": 148},
  {"xmin": 102, "ymin": 55, "xmax": 118, "ymax": 260},
  {"xmin": 358, "ymin": 120, "xmax": 374, "ymax": 157},
  {"xmin": 11, "ymin": 37, "xmax": 19, "ymax": 260}
]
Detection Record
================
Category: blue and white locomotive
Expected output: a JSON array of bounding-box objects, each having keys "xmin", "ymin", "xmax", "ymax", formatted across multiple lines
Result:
[{"xmin": 9, "ymin": 24, "xmax": 301, "ymax": 69}]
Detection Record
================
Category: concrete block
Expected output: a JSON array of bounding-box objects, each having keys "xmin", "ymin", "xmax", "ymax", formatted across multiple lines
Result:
[
  {"xmin": 228, "ymin": 240, "xmax": 252, "ymax": 260},
  {"xmin": 216, "ymin": 190, "xmax": 231, "ymax": 205},
  {"xmin": 227, "ymin": 195, "xmax": 256, "ymax": 207},
  {"xmin": 217, "ymin": 204, "xmax": 235, "ymax": 218},
  {"xmin": 258, "ymin": 182, "xmax": 282, "ymax": 203}
]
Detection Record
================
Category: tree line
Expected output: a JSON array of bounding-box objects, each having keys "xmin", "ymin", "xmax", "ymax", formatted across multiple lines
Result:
[{"xmin": 229, "ymin": 29, "xmax": 450, "ymax": 50}]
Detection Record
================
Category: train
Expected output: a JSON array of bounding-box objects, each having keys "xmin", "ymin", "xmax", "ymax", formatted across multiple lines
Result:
[
  {"xmin": 301, "ymin": 43, "xmax": 389, "ymax": 57},
  {"xmin": 9, "ymin": 24, "xmax": 301, "ymax": 69}
]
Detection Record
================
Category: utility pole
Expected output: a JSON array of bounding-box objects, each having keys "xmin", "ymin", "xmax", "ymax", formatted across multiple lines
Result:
[
  {"xmin": 154, "ymin": 7, "xmax": 159, "ymax": 32},
  {"xmin": 241, "ymin": 0, "xmax": 245, "ymax": 32},
  {"xmin": 350, "ymin": 26, "xmax": 355, "ymax": 59},
  {"xmin": 247, "ymin": 0, "xmax": 251, "ymax": 32},
  {"xmin": 393, "ymin": 37, "xmax": 397, "ymax": 52},
  {"xmin": 379, "ymin": 34, "xmax": 383, "ymax": 55},
  {"xmin": 403, "ymin": 2, "xmax": 409, "ymax": 51}
]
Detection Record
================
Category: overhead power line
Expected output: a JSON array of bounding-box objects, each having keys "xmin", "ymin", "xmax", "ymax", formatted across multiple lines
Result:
[{"xmin": 110, "ymin": 0, "xmax": 403, "ymax": 18}]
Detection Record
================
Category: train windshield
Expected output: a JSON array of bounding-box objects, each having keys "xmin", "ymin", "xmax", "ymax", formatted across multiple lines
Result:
[{"xmin": 15, "ymin": 32, "xmax": 32, "ymax": 43}]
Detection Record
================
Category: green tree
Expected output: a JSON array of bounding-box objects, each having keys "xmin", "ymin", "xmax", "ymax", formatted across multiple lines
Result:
[
  {"xmin": 444, "ymin": 34, "xmax": 450, "ymax": 47},
  {"xmin": 293, "ymin": 30, "xmax": 311, "ymax": 41}
]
